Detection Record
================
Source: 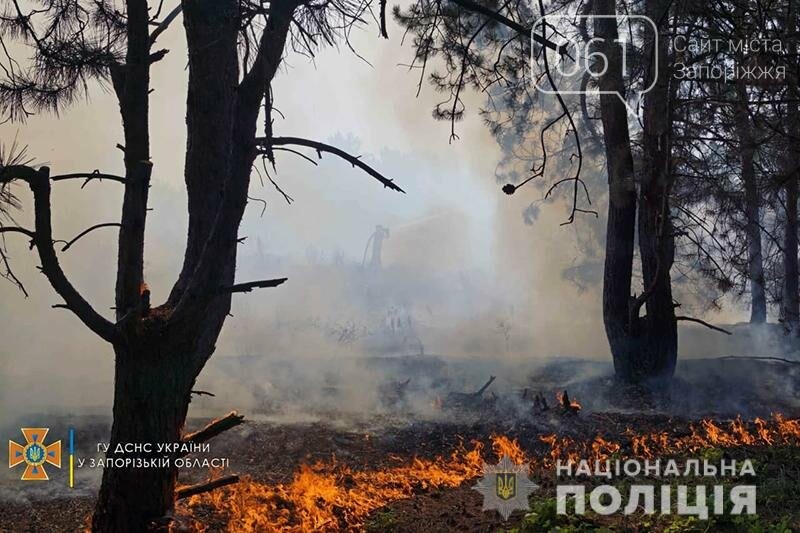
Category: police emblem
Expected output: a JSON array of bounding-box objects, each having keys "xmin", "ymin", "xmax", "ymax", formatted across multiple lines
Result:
[
  {"xmin": 473, "ymin": 455, "xmax": 538, "ymax": 520},
  {"xmin": 496, "ymin": 472, "xmax": 516, "ymax": 500},
  {"xmin": 8, "ymin": 428, "xmax": 62, "ymax": 480}
]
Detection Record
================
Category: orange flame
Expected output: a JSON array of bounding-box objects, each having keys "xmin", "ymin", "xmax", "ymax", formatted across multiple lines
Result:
[
  {"xmin": 185, "ymin": 438, "xmax": 495, "ymax": 531},
  {"xmin": 556, "ymin": 390, "xmax": 581, "ymax": 412},
  {"xmin": 184, "ymin": 415, "xmax": 800, "ymax": 531}
]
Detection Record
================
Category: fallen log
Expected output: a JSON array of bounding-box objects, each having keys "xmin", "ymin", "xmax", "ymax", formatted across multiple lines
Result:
[
  {"xmin": 175, "ymin": 474, "xmax": 240, "ymax": 500},
  {"xmin": 716, "ymin": 355, "xmax": 800, "ymax": 366}
]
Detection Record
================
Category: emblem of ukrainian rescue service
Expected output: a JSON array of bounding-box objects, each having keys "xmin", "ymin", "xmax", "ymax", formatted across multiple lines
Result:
[
  {"xmin": 473, "ymin": 455, "xmax": 538, "ymax": 520},
  {"xmin": 8, "ymin": 428, "xmax": 62, "ymax": 480}
]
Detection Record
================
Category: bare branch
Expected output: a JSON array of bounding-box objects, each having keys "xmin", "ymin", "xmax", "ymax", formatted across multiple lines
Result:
[
  {"xmin": 0, "ymin": 225, "xmax": 35, "ymax": 239},
  {"xmin": 271, "ymin": 146, "xmax": 318, "ymax": 166},
  {"xmin": 0, "ymin": 240, "xmax": 28, "ymax": 296},
  {"xmin": 247, "ymin": 195, "xmax": 268, "ymax": 217},
  {"xmin": 379, "ymin": 0, "xmax": 389, "ymax": 38},
  {"xmin": 0, "ymin": 164, "xmax": 37, "ymax": 182},
  {"xmin": 2, "ymin": 165, "xmax": 116, "ymax": 341},
  {"xmin": 258, "ymin": 156, "xmax": 295, "ymax": 204},
  {"xmin": 182, "ymin": 411, "xmax": 245, "ymax": 448},
  {"xmin": 258, "ymin": 136, "xmax": 405, "ymax": 193},
  {"xmin": 61, "ymin": 223, "xmax": 121, "ymax": 251},
  {"xmin": 150, "ymin": 5, "xmax": 183, "ymax": 45},
  {"xmin": 675, "ymin": 316, "xmax": 732, "ymax": 335},
  {"xmin": 447, "ymin": 0, "xmax": 563, "ymax": 54}
]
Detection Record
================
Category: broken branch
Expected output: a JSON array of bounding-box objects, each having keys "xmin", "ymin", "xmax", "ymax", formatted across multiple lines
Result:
[
  {"xmin": 716, "ymin": 355, "xmax": 800, "ymax": 366},
  {"xmin": 182, "ymin": 411, "xmax": 245, "ymax": 449},
  {"xmin": 675, "ymin": 316, "xmax": 732, "ymax": 335},
  {"xmin": 49, "ymin": 171, "xmax": 126, "ymax": 186},
  {"xmin": 221, "ymin": 277, "xmax": 288, "ymax": 294},
  {"xmin": 175, "ymin": 475, "xmax": 239, "ymax": 500},
  {"xmin": 150, "ymin": 4, "xmax": 183, "ymax": 45},
  {"xmin": 473, "ymin": 375, "xmax": 496, "ymax": 397}
]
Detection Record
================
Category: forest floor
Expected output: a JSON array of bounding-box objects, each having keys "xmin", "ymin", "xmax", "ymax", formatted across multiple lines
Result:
[{"xmin": 2, "ymin": 356, "xmax": 800, "ymax": 532}]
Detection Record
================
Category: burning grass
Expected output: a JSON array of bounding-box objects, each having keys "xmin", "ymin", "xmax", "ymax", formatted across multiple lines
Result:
[
  {"xmin": 182, "ymin": 415, "xmax": 800, "ymax": 532},
  {"xmin": 185, "ymin": 440, "xmax": 489, "ymax": 531}
]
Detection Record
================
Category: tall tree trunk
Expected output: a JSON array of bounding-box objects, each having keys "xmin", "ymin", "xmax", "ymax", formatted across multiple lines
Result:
[
  {"xmin": 169, "ymin": 0, "xmax": 240, "ymax": 302},
  {"xmin": 92, "ymin": 339, "xmax": 194, "ymax": 532},
  {"xmin": 92, "ymin": 2, "xmax": 241, "ymax": 530},
  {"xmin": 595, "ymin": 0, "xmax": 677, "ymax": 384},
  {"xmin": 784, "ymin": 163, "xmax": 800, "ymax": 331},
  {"xmin": 784, "ymin": 0, "xmax": 800, "ymax": 333},
  {"xmin": 734, "ymin": 82, "xmax": 767, "ymax": 324},
  {"xmin": 733, "ymin": 6, "xmax": 767, "ymax": 324},
  {"xmin": 593, "ymin": 0, "xmax": 639, "ymax": 381},
  {"xmin": 112, "ymin": 0, "xmax": 152, "ymax": 320},
  {"xmin": 635, "ymin": 0, "xmax": 677, "ymax": 383}
]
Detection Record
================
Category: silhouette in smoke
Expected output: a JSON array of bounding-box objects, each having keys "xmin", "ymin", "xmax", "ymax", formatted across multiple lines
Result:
[{"xmin": 362, "ymin": 225, "xmax": 390, "ymax": 270}]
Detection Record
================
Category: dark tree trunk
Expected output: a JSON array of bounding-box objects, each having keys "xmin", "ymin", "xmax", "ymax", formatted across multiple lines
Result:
[
  {"xmin": 169, "ymin": 0, "xmax": 240, "ymax": 302},
  {"xmin": 785, "ymin": 172, "xmax": 799, "ymax": 331},
  {"xmin": 736, "ymin": 97, "xmax": 767, "ymax": 324},
  {"xmin": 784, "ymin": 0, "xmax": 800, "ymax": 333},
  {"xmin": 636, "ymin": 0, "xmax": 677, "ymax": 383},
  {"xmin": 593, "ymin": 0, "xmax": 639, "ymax": 381},
  {"xmin": 92, "ymin": 339, "xmax": 194, "ymax": 532},
  {"xmin": 782, "ymin": 0, "xmax": 800, "ymax": 336},
  {"xmin": 91, "ymin": 0, "xmax": 298, "ymax": 527},
  {"xmin": 595, "ymin": 0, "xmax": 677, "ymax": 384},
  {"xmin": 91, "ymin": 327, "xmax": 230, "ymax": 531},
  {"xmin": 112, "ymin": 0, "xmax": 152, "ymax": 319},
  {"xmin": 92, "ymin": 1, "xmax": 242, "ymax": 530},
  {"xmin": 733, "ymin": 10, "xmax": 767, "ymax": 324}
]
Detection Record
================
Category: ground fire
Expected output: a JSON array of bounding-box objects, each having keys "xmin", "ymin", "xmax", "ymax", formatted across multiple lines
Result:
[
  {"xmin": 177, "ymin": 414, "xmax": 800, "ymax": 531},
  {"xmin": 5, "ymin": 0, "xmax": 800, "ymax": 531}
]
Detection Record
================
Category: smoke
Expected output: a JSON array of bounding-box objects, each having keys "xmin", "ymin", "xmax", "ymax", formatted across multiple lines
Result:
[{"xmin": 0, "ymin": 10, "xmax": 789, "ymax": 436}]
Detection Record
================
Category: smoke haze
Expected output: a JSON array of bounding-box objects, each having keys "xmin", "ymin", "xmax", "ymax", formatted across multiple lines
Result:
[{"xmin": 0, "ymin": 11, "xmax": 769, "ymax": 428}]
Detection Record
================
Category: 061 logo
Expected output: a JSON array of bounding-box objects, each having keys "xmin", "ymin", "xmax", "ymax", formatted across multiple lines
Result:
[{"xmin": 530, "ymin": 14, "xmax": 658, "ymax": 116}]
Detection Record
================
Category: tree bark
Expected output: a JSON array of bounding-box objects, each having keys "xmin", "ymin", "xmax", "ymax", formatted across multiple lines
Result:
[
  {"xmin": 784, "ymin": 0, "xmax": 800, "ymax": 333},
  {"xmin": 92, "ymin": 2, "xmax": 243, "ymax": 530},
  {"xmin": 168, "ymin": 0, "xmax": 240, "ymax": 303},
  {"xmin": 112, "ymin": 0, "xmax": 153, "ymax": 320},
  {"xmin": 786, "ymin": 180, "xmax": 799, "ymax": 330},
  {"xmin": 733, "ymin": 7, "xmax": 767, "ymax": 324},
  {"xmin": 92, "ymin": 339, "xmax": 194, "ymax": 532},
  {"xmin": 734, "ymin": 80, "xmax": 767, "ymax": 323},
  {"xmin": 593, "ymin": 0, "xmax": 638, "ymax": 381},
  {"xmin": 631, "ymin": 0, "xmax": 677, "ymax": 384},
  {"xmin": 595, "ymin": 0, "xmax": 678, "ymax": 384}
]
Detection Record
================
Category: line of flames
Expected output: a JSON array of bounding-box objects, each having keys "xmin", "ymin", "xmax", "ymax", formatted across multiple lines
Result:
[{"xmin": 182, "ymin": 414, "xmax": 800, "ymax": 532}]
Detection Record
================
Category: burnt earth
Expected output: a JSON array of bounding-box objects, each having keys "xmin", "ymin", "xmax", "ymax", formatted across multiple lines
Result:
[{"xmin": 2, "ymin": 408, "xmax": 799, "ymax": 532}]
